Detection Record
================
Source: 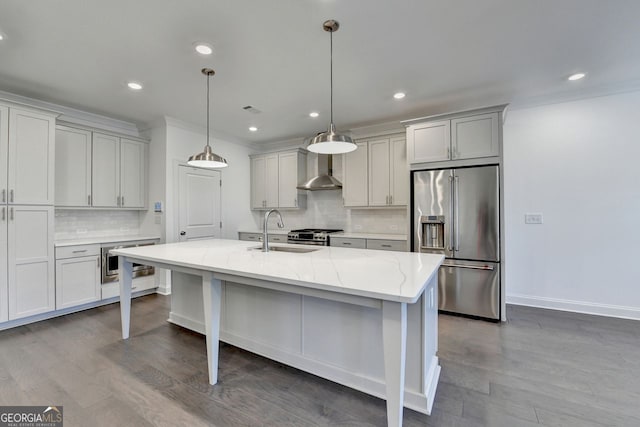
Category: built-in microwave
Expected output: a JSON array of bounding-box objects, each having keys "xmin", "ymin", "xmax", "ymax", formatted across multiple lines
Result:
[{"xmin": 101, "ymin": 242, "xmax": 155, "ymax": 284}]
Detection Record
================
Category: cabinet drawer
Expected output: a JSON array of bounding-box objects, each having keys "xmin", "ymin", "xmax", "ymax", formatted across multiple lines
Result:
[
  {"xmin": 238, "ymin": 232, "xmax": 262, "ymax": 242},
  {"xmin": 366, "ymin": 239, "xmax": 407, "ymax": 252},
  {"xmin": 330, "ymin": 237, "xmax": 366, "ymax": 249},
  {"xmin": 56, "ymin": 244, "xmax": 101, "ymax": 259},
  {"xmin": 268, "ymin": 234, "xmax": 287, "ymax": 243}
]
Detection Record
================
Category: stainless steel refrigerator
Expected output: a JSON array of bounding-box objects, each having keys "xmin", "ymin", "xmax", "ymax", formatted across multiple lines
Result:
[{"xmin": 412, "ymin": 165, "xmax": 500, "ymax": 320}]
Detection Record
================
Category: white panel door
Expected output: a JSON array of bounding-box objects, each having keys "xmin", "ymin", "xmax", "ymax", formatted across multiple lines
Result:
[
  {"xmin": 120, "ymin": 138, "xmax": 146, "ymax": 208},
  {"xmin": 390, "ymin": 136, "xmax": 408, "ymax": 206},
  {"xmin": 92, "ymin": 133, "xmax": 120, "ymax": 207},
  {"xmin": 264, "ymin": 154, "xmax": 279, "ymax": 208},
  {"xmin": 451, "ymin": 113, "xmax": 499, "ymax": 160},
  {"xmin": 8, "ymin": 205, "xmax": 54, "ymax": 320},
  {"xmin": 7, "ymin": 108, "xmax": 55, "ymax": 205},
  {"xmin": 55, "ymin": 255, "xmax": 101, "ymax": 309},
  {"xmin": 0, "ymin": 105, "xmax": 7, "ymax": 204},
  {"xmin": 55, "ymin": 126, "xmax": 92, "ymax": 207},
  {"xmin": 178, "ymin": 166, "xmax": 221, "ymax": 241},
  {"xmin": 343, "ymin": 142, "xmax": 368, "ymax": 207},
  {"xmin": 368, "ymin": 138, "xmax": 390, "ymax": 206},
  {"xmin": 407, "ymin": 120, "xmax": 450, "ymax": 164},
  {"xmin": 0, "ymin": 207, "xmax": 7, "ymax": 322},
  {"xmin": 251, "ymin": 156, "xmax": 266, "ymax": 209},
  {"xmin": 278, "ymin": 152, "xmax": 298, "ymax": 208}
]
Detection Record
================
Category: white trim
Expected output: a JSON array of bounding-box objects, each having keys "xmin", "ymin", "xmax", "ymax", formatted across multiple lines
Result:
[
  {"xmin": 163, "ymin": 116, "xmax": 257, "ymax": 150},
  {"xmin": 168, "ymin": 311, "xmax": 205, "ymax": 333},
  {"xmin": 506, "ymin": 294, "xmax": 640, "ymax": 321},
  {"xmin": 0, "ymin": 89, "xmax": 141, "ymax": 136},
  {"xmin": 156, "ymin": 283, "xmax": 171, "ymax": 295}
]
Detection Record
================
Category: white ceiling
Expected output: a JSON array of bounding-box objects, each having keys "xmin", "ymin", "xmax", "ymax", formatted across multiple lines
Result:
[{"xmin": 1, "ymin": 0, "xmax": 639, "ymax": 143}]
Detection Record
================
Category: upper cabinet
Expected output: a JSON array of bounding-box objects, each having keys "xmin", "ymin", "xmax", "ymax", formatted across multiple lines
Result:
[
  {"xmin": 55, "ymin": 127, "xmax": 147, "ymax": 209},
  {"xmin": 250, "ymin": 149, "xmax": 306, "ymax": 210},
  {"xmin": 343, "ymin": 134, "xmax": 408, "ymax": 207},
  {"xmin": 4, "ymin": 108, "xmax": 55, "ymax": 205},
  {"xmin": 406, "ymin": 109, "xmax": 502, "ymax": 165}
]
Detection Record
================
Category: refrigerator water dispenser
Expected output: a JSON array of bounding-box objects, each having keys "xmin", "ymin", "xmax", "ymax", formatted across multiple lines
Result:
[{"xmin": 420, "ymin": 215, "xmax": 445, "ymax": 249}]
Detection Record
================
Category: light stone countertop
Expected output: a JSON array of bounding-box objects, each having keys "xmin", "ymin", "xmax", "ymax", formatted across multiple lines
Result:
[
  {"xmin": 111, "ymin": 239, "xmax": 443, "ymax": 303},
  {"xmin": 333, "ymin": 232, "xmax": 407, "ymax": 241},
  {"xmin": 55, "ymin": 234, "xmax": 161, "ymax": 247}
]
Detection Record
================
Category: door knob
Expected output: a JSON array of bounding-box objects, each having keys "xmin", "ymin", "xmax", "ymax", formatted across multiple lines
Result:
[{"xmin": 180, "ymin": 231, "xmax": 186, "ymax": 236}]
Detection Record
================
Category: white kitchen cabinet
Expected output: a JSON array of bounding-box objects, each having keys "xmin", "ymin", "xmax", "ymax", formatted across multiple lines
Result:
[
  {"xmin": 55, "ymin": 244, "xmax": 101, "ymax": 309},
  {"xmin": 330, "ymin": 237, "xmax": 367, "ymax": 249},
  {"xmin": 406, "ymin": 111, "xmax": 500, "ymax": 164},
  {"xmin": 7, "ymin": 205, "xmax": 54, "ymax": 320},
  {"xmin": 7, "ymin": 108, "xmax": 55, "ymax": 205},
  {"xmin": 0, "ymin": 205, "xmax": 7, "ymax": 323},
  {"xmin": 55, "ymin": 126, "xmax": 92, "ymax": 207},
  {"xmin": 331, "ymin": 236, "xmax": 407, "ymax": 252},
  {"xmin": 120, "ymin": 138, "xmax": 146, "ymax": 208},
  {"xmin": 342, "ymin": 141, "xmax": 368, "ymax": 207},
  {"xmin": 92, "ymin": 132, "xmax": 120, "ymax": 207},
  {"xmin": 91, "ymin": 132, "xmax": 147, "ymax": 209},
  {"xmin": 344, "ymin": 135, "xmax": 407, "ymax": 207},
  {"xmin": 250, "ymin": 150, "xmax": 306, "ymax": 210}
]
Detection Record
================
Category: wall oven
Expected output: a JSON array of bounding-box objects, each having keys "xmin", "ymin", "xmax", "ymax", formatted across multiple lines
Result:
[{"xmin": 101, "ymin": 242, "xmax": 155, "ymax": 283}]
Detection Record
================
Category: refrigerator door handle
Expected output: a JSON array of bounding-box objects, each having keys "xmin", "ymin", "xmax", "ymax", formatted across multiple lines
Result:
[
  {"xmin": 444, "ymin": 263, "xmax": 495, "ymax": 271},
  {"xmin": 454, "ymin": 174, "xmax": 460, "ymax": 252},
  {"xmin": 447, "ymin": 175, "xmax": 454, "ymax": 252}
]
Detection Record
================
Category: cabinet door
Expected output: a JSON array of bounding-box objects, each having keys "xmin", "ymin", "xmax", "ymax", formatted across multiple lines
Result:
[
  {"xmin": 451, "ymin": 113, "xmax": 499, "ymax": 160},
  {"xmin": 343, "ymin": 142, "xmax": 368, "ymax": 207},
  {"xmin": 55, "ymin": 127, "xmax": 92, "ymax": 207},
  {"xmin": 120, "ymin": 139, "xmax": 146, "ymax": 208},
  {"xmin": 0, "ymin": 207, "xmax": 7, "ymax": 322},
  {"xmin": 55, "ymin": 255, "xmax": 101, "ymax": 309},
  {"xmin": 278, "ymin": 152, "xmax": 299, "ymax": 208},
  {"xmin": 264, "ymin": 154, "xmax": 279, "ymax": 208},
  {"xmin": 389, "ymin": 136, "xmax": 408, "ymax": 206},
  {"xmin": 92, "ymin": 133, "xmax": 120, "ymax": 207},
  {"xmin": 251, "ymin": 156, "xmax": 266, "ymax": 209},
  {"xmin": 368, "ymin": 138, "xmax": 390, "ymax": 206},
  {"xmin": 0, "ymin": 105, "xmax": 7, "ymax": 203},
  {"xmin": 7, "ymin": 108, "xmax": 55, "ymax": 205},
  {"xmin": 407, "ymin": 120, "xmax": 450, "ymax": 164},
  {"xmin": 8, "ymin": 205, "xmax": 54, "ymax": 320}
]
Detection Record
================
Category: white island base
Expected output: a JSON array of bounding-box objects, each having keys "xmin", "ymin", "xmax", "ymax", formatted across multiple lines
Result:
[{"xmin": 169, "ymin": 271, "xmax": 441, "ymax": 416}]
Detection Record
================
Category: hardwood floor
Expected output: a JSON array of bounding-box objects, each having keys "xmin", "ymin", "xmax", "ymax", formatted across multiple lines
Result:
[{"xmin": 1, "ymin": 294, "xmax": 639, "ymax": 426}]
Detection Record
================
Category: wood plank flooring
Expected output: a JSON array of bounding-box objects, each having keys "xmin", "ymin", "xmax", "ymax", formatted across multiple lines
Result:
[{"xmin": 1, "ymin": 294, "xmax": 639, "ymax": 426}]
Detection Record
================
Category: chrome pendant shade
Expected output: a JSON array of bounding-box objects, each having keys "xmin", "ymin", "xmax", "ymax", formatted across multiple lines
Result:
[
  {"xmin": 306, "ymin": 20, "xmax": 356, "ymax": 155},
  {"xmin": 188, "ymin": 68, "xmax": 228, "ymax": 168}
]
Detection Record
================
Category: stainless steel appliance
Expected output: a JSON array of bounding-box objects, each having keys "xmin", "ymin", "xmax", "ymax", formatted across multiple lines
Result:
[
  {"xmin": 413, "ymin": 165, "xmax": 500, "ymax": 320},
  {"xmin": 101, "ymin": 242, "xmax": 156, "ymax": 283},
  {"xmin": 287, "ymin": 229, "xmax": 343, "ymax": 246}
]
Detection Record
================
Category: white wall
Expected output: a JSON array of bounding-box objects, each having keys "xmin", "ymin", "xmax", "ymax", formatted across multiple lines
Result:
[{"xmin": 504, "ymin": 90, "xmax": 640, "ymax": 319}]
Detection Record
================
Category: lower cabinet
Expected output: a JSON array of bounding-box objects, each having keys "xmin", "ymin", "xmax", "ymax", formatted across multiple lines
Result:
[
  {"xmin": 238, "ymin": 232, "xmax": 287, "ymax": 243},
  {"xmin": 330, "ymin": 236, "xmax": 407, "ymax": 252},
  {"xmin": 55, "ymin": 244, "xmax": 101, "ymax": 309}
]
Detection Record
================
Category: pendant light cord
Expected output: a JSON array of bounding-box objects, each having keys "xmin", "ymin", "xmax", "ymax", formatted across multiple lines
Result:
[
  {"xmin": 330, "ymin": 30, "xmax": 334, "ymax": 126},
  {"xmin": 206, "ymin": 73, "xmax": 211, "ymax": 148}
]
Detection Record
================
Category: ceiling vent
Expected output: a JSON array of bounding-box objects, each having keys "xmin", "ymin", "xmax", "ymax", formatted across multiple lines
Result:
[{"xmin": 242, "ymin": 105, "xmax": 262, "ymax": 114}]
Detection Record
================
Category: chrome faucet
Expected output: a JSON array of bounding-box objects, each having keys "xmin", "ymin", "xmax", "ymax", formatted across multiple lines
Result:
[{"xmin": 262, "ymin": 209, "xmax": 284, "ymax": 252}]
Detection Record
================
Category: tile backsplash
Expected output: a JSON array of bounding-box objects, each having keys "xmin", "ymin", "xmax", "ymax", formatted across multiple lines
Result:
[
  {"xmin": 55, "ymin": 209, "xmax": 141, "ymax": 240},
  {"xmin": 251, "ymin": 191, "xmax": 407, "ymax": 234}
]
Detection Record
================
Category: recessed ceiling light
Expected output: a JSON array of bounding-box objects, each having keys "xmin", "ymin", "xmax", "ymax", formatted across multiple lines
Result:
[
  {"xmin": 309, "ymin": 112, "xmax": 319, "ymax": 118},
  {"xmin": 194, "ymin": 43, "xmax": 213, "ymax": 55},
  {"xmin": 127, "ymin": 81, "xmax": 143, "ymax": 90},
  {"xmin": 568, "ymin": 73, "xmax": 586, "ymax": 81},
  {"xmin": 249, "ymin": 126, "xmax": 258, "ymax": 132},
  {"xmin": 0, "ymin": 34, "xmax": 4, "ymax": 41},
  {"xmin": 393, "ymin": 92, "xmax": 406, "ymax": 100}
]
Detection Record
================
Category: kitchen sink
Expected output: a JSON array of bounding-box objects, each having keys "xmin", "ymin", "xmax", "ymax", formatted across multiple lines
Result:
[{"xmin": 249, "ymin": 245, "xmax": 319, "ymax": 253}]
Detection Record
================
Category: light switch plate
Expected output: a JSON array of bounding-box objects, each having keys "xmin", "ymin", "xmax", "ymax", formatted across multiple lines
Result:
[{"xmin": 525, "ymin": 213, "xmax": 543, "ymax": 224}]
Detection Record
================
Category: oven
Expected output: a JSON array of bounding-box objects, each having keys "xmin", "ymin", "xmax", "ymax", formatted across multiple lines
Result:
[
  {"xmin": 101, "ymin": 242, "xmax": 155, "ymax": 284},
  {"xmin": 287, "ymin": 229, "xmax": 343, "ymax": 246}
]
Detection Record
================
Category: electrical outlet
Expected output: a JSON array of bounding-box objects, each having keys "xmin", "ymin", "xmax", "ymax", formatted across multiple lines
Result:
[{"xmin": 525, "ymin": 213, "xmax": 543, "ymax": 224}]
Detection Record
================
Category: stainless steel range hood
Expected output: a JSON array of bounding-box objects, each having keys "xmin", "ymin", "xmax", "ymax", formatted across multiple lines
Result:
[{"xmin": 297, "ymin": 154, "xmax": 342, "ymax": 191}]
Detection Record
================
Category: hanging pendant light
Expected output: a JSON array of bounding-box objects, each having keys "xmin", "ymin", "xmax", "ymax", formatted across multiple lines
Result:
[
  {"xmin": 306, "ymin": 20, "xmax": 357, "ymax": 155},
  {"xmin": 188, "ymin": 68, "xmax": 228, "ymax": 168}
]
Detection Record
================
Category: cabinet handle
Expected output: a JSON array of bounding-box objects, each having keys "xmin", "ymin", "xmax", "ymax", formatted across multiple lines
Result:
[
  {"xmin": 381, "ymin": 244, "xmax": 392, "ymax": 248},
  {"xmin": 447, "ymin": 146, "xmax": 451, "ymax": 159},
  {"xmin": 389, "ymin": 195, "xmax": 393, "ymax": 205},
  {"xmin": 9, "ymin": 207, "xmax": 13, "ymax": 221},
  {"xmin": 117, "ymin": 196, "xmax": 120, "ymax": 206},
  {"xmin": 10, "ymin": 189, "xmax": 14, "ymax": 203},
  {"xmin": 88, "ymin": 195, "xmax": 91, "ymax": 206},
  {"xmin": 1, "ymin": 189, "xmax": 4, "ymax": 203},
  {"xmin": 72, "ymin": 249, "xmax": 87, "ymax": 253},
  {"xmin": 1, "ymin": 207, "xmax": 4, "ymax": 221},
  {"xmin": 121, "ymin": 196, "xmax": 125, "ymax": 206},
  {"xmin": 343, "ymin": 242, "xmax": 352, "ymax": 245}
]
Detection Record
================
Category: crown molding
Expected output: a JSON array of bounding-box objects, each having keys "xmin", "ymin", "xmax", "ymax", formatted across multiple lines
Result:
[
  {"xmin": 0, "ymin": 89, "xmax": 141, "ymax": 136},
  {"xmin": 162, "ymin": 116, "xmax": 258, "ymax": 150}
]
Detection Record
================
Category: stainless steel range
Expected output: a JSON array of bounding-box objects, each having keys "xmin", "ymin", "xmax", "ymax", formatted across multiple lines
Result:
[{"xmin": 287, "ymin": 229, "xmax": 343, "ymax": 246}]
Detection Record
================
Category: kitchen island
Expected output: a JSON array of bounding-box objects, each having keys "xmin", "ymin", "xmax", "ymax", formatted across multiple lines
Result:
[{"xmin": 112, "ymin": 239, "xmax": 443, "ymax": 427}]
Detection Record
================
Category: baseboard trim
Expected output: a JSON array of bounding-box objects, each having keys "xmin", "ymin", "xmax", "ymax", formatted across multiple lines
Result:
[
  {"xmin": 156, "ymin": 284, "xmax": 171, "ymax": 296},
  {"xmin": 506, "ymin": 294, "xmax": 640, "ymax": 321}
]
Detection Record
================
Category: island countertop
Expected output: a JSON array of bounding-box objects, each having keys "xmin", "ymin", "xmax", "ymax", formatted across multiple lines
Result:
[{"xmin": 111, "ymin": 238, "xmax": 443, "ymax": 304}]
